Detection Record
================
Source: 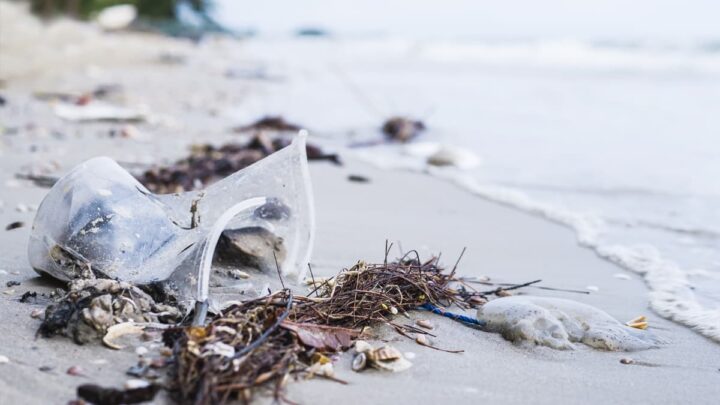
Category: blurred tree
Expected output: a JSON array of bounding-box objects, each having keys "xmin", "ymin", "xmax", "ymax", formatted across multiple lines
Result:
[{"xmin": 28, "ymin": 0, "xmax": 211, "ymax": 20}]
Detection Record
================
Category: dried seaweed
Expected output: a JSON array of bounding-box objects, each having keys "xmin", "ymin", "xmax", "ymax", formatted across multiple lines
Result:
[
  {"xmin": 167, "ymin": 251, "xmax": 467, "ymax": 404},
  {"xmin": 138, "ymin": 133, "xmax": 338, "ymax": 193}
]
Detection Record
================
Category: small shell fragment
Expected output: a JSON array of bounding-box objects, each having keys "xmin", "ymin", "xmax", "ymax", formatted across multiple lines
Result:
[
  {"xmin": 416, "ymin": 319, "xmax": 433, "ymax": 330},
  {"xmin": 103, "ymin": 322, "xmax": 144, "ymax": 350},
  {"xmin": 626, "ymin": 316, "xmax": 648, "ymax": 329},
  {"xmin": 389, "ymin": 306, "xmax": 398, "ymax": 315},
  {"xmin": 352, "ymin": 353, "xmax": 367, "ymax": 371},
  {"xmin": 354, "ymin": 340, "xmax": 372, "ymax": 354},
  {"xmin": 67, "ymin": 366, "xmax": 84, "ymax": 376}
]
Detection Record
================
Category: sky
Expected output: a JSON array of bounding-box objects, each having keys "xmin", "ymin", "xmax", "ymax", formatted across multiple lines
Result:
[{"xmin": 212, "ymin": 0, "xmax": 720, "ymax": 40}]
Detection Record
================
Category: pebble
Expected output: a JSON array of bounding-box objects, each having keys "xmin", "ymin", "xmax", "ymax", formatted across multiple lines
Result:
[
  {"xmin": 124, "ymin": 379, "xmax": 150, "ymax": 389},
  {"xmin": 415, "ymin": 334, "xmax": 430, "ymax": 346},
  {"xmin": 496, "ymin": 289, "xmax": 512, "ymax": 297},
  {"xmin": 0, "ymin": 355, "xmax": 9, "ymax": 364},
  {"xmin": 67, "ymin": 366, "xmax": 84, "ymax": 376},
  {"xmin": 620, "ymin": 358, "xmax": 634, "ymax": 365},
  {"xmin": 135, "ymin": 346, "xmax": 148, "ymax": 356},
  {"xmin": 39, "ymin": 366, "xmax": 54, "ymax": 372},
  {"xmin": 416, "ymin": 319, "xmax": 433, "ymax": 330}
]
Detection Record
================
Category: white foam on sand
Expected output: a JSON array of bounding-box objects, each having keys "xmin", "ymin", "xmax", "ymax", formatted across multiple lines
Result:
[{"xmin": 478, "ymin": 296, "xmax": 661, "ymax": 351}]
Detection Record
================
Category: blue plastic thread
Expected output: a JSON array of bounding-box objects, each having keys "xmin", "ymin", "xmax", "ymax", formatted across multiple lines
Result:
[{"xmin": 420, "ymin": 303, "xmax": 486, "ymax": 327}]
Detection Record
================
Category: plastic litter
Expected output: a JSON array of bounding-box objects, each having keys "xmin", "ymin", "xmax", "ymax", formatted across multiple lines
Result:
[{"xmin": 28, "ymin": 133, "xmax": 315, "ymax": 309}]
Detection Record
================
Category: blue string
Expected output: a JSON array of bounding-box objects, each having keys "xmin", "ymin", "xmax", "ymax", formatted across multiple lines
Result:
[{"xmin": 419, "ymin": 303, "xmax": 486, "ymax": 328}]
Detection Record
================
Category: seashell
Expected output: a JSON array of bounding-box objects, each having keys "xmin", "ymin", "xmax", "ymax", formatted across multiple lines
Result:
[
  {"xmin": 103, "ymin": 322, "xmax": 144, "ymax": 350},
  {"xmin": 373, "ymin": 346, "xmax": 402, "ymax": 362},
  {"xmin": 469, "ymin": 296, "xmax": 487, "ymax": 306},
  {"xmin": 626, "ymin": 316, "xmax": 646, "ymax": 324},
  {"xmin": 416, "ymin": 319, "xmax": 433, "ymax": 330},
  {"xmin": 389, "ymin": 306, "xmax": 398, "ymax": 315},
  {"xmin": 352, "ymin": 353, "xmax": 367, "ymax": 371},
  {"xmin": 627, "ymin": 321, "xmax": 648, "ymax": 330},
  {"xmin": 372, "ymin": 356, "xmax": 413, "ymax": 373},
  {"xmin": 354, "ymin": 340, "xmax": 372, "ymax": 354}
]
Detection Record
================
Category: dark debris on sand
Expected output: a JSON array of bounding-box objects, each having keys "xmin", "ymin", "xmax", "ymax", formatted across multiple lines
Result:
[
  {"xmin": 382, "ymin": 116, "xmax": 425, "ymax": 143},
  {"xmin": 138, "ymin": 133, "xmax": 339, "ymax": 194}
]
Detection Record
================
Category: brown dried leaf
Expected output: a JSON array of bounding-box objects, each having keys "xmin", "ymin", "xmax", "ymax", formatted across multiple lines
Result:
[{"xmin": 281, "ymin": 321, "xmax": 360, "ymax": 351}]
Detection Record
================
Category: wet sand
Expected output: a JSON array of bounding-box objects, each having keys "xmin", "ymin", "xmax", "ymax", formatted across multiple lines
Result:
[{"xmin": 1, "ymin": 3, "xmax": 719, "ymax": 404}]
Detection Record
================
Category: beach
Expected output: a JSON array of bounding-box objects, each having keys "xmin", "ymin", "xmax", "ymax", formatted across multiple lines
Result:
[{"xmin": 1, "ymin": 3, "xmax": 719, "ymax": 404}]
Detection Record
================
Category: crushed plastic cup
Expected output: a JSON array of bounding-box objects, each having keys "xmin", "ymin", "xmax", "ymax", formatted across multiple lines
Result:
[{"xmin": 28, "ymin": 132, "xmax": 315, "ymax": 311}]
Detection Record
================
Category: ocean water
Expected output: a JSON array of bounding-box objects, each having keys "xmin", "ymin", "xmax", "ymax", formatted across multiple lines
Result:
[
  {"xmin": 212, "ymin": 2, "xmax": 720, "ymax": 341},
  {"xmin": 221, "ymin": 37, "xmax": 720, "ymax": 341}
]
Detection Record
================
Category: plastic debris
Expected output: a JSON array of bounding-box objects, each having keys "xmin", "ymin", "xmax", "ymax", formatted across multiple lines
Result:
[{"xmin": 28, "ymin": 134, "xmax": 315, "ymax": 308}]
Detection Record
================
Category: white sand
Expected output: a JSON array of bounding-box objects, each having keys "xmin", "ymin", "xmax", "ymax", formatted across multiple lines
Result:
[{"xmin": 1, "ymin": 3, "xmax": 719, "ymax": 403}]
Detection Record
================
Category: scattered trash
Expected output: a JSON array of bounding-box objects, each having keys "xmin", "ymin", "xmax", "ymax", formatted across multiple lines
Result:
[
  {"xmin": 54, "ymin": 102, "xmax": 145, "ymax": 122},
  {"xmin": 352, "ymin": 341, "xmax": 412, "ymax": 373},
  {"xmin": 348, "ymin": 174, "xmax": 370, "ymax": 183},
  {"xmin": 6, "ymin": 280, "xmax": 20, "ymax": 287},
  {"xmin": 96, "ymin": 4, "xmax": 137, "ymax": 31},
  {"xmin": 626, "ymin": 315, "xmax": 649, "ymax": 330},
  {"xmin": 77, "ymin": 383, "xmax": 159, "ymax": 405},
  {"xmin": 478, "ymin": 296, "xmax": 662, "ymax": 351},
  {"xmin": 165, "ymin": 250, "xmax": 465, "ymax": 403},
  {"xmin": 28, "ymin": 134, "xmax": 316, "ymax": 308},
  {"xmin": 5, "ymin": 221, "xmax": 24, "ymax": 231},
  {"xmin": 382, "ymin": 117, "xmax": 425, "ymax": 143},
  {"xmin": 233, "ymin": 116, "xmax": 302, "ymax": 133}
]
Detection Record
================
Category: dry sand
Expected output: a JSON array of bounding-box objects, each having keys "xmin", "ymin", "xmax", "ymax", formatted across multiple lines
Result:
[{"xmin": 1, "ymin": 3, "xmax": 719, "ymax": 404}]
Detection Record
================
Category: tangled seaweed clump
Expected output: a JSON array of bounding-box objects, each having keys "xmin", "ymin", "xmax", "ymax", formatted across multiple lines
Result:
[{"xmin": 165, "ymin": 253, "xmax": 467, "ymax": 404}]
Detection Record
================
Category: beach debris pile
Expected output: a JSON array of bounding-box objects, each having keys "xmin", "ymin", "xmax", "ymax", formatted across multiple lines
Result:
[
  {"xmin": 164, "ymin": 252, "xmax": 466, "ymax": 404},
  {"xmin": 37, "ymin": 279, "xmax": 182, "ymax": 346},
  {"xmin": 382, "ymin": 116, "xmax": 426, "ymax": 143},
  {"xmin": 138, "ymin": 132, "xmax": 339, "ymax": 193}
]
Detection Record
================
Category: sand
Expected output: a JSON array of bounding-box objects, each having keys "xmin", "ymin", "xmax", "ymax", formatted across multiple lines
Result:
[{"xmin": 1, "ymin": 3, "xmax": 719, "ymax": 404}]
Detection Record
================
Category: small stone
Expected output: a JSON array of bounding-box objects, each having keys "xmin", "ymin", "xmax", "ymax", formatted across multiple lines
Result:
[
  {"xmin": 159, "ymin": 347, "xmax": 173, "ymax": 357},
  {"xmin": 389, "ymin": 306, "xmax": 398, "ymax": 315},
  {"xmin": 496, "ymin": 289, "xmax": 512, "ymax": 297},
  {"xmin": 135, "ymin": 346, "xmax": 148, "ymax": 356},
  {"xmin": 620, "ymin": 358, "xmax": 634, "ymax": 365},
  {"xmin": 39, "ymin": 365, "xmax": 54, "ymax": 372},
  {"xmin": 415, "ymin": 334, "xmax": 430, "ymax": 346},
  {"xmin": 228, "ymin": 269, "xmax": 250, "ymax": 279},
  {"xmin": 67, "ymin": 365, "xmax": 84, "ymax": 376},
  {"xmin": 124, "ymin": 379, "xmax": 150, "ymax": 390},
  {"xmin": 469, "ymin": 296, "xmax": 487, "ymax": 305},
  {"xmin": 416, "ymin": 319, "xmax": 433, "ymax": 330}
]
